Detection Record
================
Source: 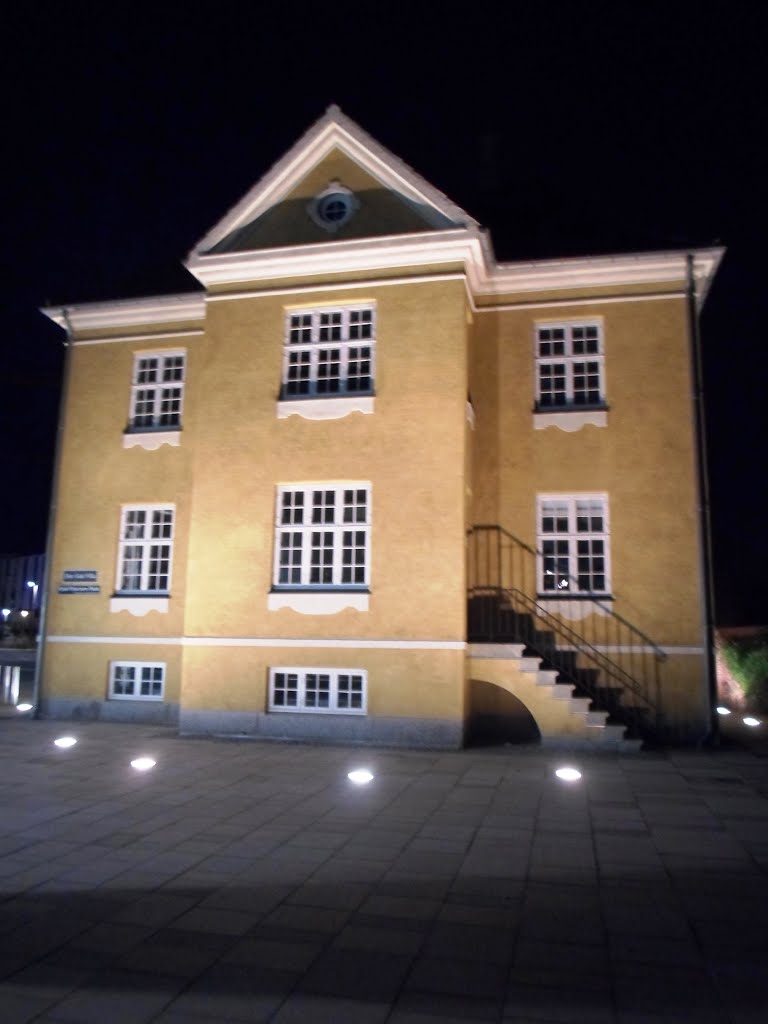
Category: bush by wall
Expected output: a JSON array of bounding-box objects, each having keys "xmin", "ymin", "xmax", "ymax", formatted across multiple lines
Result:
[{"xmin": 720, "ymin": 636, "xmax": 768, "ymax": 713}]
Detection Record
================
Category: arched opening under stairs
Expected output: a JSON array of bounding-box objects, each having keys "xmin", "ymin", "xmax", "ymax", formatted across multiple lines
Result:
[{"xmin": 466, "ymin": 678, "xmax": 542, "ymax": 747}]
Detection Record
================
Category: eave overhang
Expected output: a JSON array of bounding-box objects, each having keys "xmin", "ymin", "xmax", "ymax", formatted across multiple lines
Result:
[
  {"xmin": 487, "ymin": 247, "xmax": 724, "ymax": 310},
  {"xmin": 41, "ymin": 293, "xmax": 206, "ymax": 332},
  {"xmin": 186, "ymin": 228, "xmax": 490, "ymax": 289}
]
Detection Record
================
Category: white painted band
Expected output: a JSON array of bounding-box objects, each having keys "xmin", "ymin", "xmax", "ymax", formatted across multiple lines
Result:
[{"xmin": 46, "ymin": 635, "xmax": 466, "ymax": 651}]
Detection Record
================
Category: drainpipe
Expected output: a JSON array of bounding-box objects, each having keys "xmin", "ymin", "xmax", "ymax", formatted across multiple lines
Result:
[
  {"xmin": 32, "ymin": 309, "xmax": 74, "ymax": 718},
  {"xmin": 686, "ymin": 255, "xmax": 719, "ymax": 746}
]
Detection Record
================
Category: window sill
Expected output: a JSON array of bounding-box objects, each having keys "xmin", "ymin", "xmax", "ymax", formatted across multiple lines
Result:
[
  {"xmin": 277, "ymin": 395, "xmax": 374, "ymax": 421},
  {"xmin": 123, "ymin": 429, "xmax": 181, "ymax": 450},
  {"xmin": 267, "ymin": 591, "xmax": 370, "ymax": 615},
  {"xmin": 109, "ymin": 695, "xmax": 164, "ymax": 702},
  {"xmin": 536, "ymin": 596, "xmax": 612, "ymax": 621},
  {"xmin": 110, "ymin": 596, "xmax": 170, "ymax": 616},
  {"xmin": 268, "ymin": 706, "xmax": 366, "ymax": 716},
  {"xmin": 533, "ymin": 407, "xmax": 607, "ymax": 432}
]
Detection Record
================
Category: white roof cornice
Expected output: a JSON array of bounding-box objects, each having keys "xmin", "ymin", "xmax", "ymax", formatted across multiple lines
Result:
[
  {"xmin": 187, "ymin": 228, "xmax": 490, "ymax": 289},
  {"xmin": 187, "ymin": 104, "xmax": 479, "ymax": 260},
  {"xmin": 41, "ymin": 293, "xmax": 206, "ymax": 332},
  {"xmin": 483, "ymin": 247, "xmax": 725, "ymax": 301}
]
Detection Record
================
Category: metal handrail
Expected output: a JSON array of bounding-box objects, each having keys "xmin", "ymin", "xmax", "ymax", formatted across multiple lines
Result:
[
  {"xmin": 470, "ymin": 524, "xmax": 666, "ymax": 658},
  {"xmin": 467, "ymin": 525, "xmax": 667, "ymax": 734}
]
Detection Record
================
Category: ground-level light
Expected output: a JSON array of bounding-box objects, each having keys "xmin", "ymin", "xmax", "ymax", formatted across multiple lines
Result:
[
  {"xmin": 716, "ymin": 706, "xmax": 731, "ymax": 716},
  {"xmin": 54, "ymin": 736, "xmax": 77, "ymax": 748},
  {"xmin": 555, "ymin": 767, "xmax": 582, "ymax": 782},
  {"xmin": 130, "ymin": 757, "xmax": 156, "ymax": 771},
  {"xmin": 16, "ymin": 703, "xmax": 33, "ymax": 712},
  {"xmin": 347, "ymin": 769, "xmax": 374, "ymax": 785},
  {"xmin": 743, "ymin": 717, "xmax": 761, "ymax": 728}
]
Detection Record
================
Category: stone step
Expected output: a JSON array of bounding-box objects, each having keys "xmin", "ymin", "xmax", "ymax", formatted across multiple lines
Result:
[
  {"xmin": 584, "ymin": 709, "xmax": 609, "ymax": 727},
  {"xmin": 540, "ymin": 682, "xmax": 575, "ymax": 700}
]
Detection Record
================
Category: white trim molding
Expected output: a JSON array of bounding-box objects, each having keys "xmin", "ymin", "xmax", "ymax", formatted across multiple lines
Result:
[
  {"xmin": 277, "ymin": 396, "xmax": 374, "ymax": 420},
  {"xmin": 533, "ymin": 410, "xmax": 607, "ymax": 432},
  {"xmin": 46, "ymin": 634, "xmax": 466, "ymax": 650},
  {"xmin": 187, "ymin": 230, "xmax": 487, "ymax": 289},
  {"xmin": 123, "ymin": 430, "xmax": 181, "ymax": 450},
  {"xmin": 556, "ymin": 644, "xmax": 705, "ymax": 656},
  {"xmin": 536, "ymin": 599, "xmax": 611, "ymax": 622},
  {"xmin": 73, "ymin": 329, "xmax": 204, "ymax": 348},
  {"xmin": 109, "ymin": 597, "xmax": 170, "ymax": 616},
  {"xmin": 41, "ymin": 294, "xmax": 205, "ymax": 331},
  {"xmin": 267, "ymin": 592, "xmax": 370, "ymax": 615}
]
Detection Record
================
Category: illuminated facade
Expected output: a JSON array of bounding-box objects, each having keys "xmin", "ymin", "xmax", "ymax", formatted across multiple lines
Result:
[{"xmin": 39, "ymin": 107, "xmax": 722, "ymax": 747}]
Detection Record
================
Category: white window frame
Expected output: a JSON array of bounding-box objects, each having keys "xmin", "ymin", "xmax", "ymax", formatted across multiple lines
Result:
[
  {"xmin": 127, "ymin": 351, "xmax": 186, "ymax": 432},
  {"xmin": 537, "ymin": 494, "xmax": 611, "ymax": 596},
  {"xmin": 272, "ymin": 484, "xmax": 371, "ymax": 590},
  {"xmin": 280, "ymin": 306, "xmax": 375, "ymax": 400},
  {"xmin": 115, "ymin": 504, "xmax": 175, "ymax": 595},
  {"xmin": 268, "ymin": 668, "xmax": 367, "ymax": 715},
  {"xmin": 534, "ymin": 321, "xmax": 605, "ymax": 410},
  {"xmin": 109, "ymin": 661, "xmax": 165, "ymax": 701}
]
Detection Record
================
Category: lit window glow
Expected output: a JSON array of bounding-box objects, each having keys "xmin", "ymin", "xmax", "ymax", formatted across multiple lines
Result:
[
  {"xmin": 555, "ymin": 767, "xmax": 582, "ymax": 782},
  {"xmin": 54, "ymin": 736, "xmax": 77, "ymax": 748},
  {"xmin": 347, "ymin": 769, "xmax": 374, "ymax": 785},
  {"xmin": 16, "ymin": 703, "xmax": 33, "ymax": 712},
  {"xmin": 716, "ymin": 706, "xmax": 731, "ymax": 716},
  {"xmin": 130, "ymin": 757, "xmax": 156, "ymax": 771},
  {"xmin": 743, "ymin": 717, "xmax": 761, "ymax": 728}
]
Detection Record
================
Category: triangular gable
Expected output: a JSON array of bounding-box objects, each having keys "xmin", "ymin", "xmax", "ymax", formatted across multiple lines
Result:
[{"xmin": 188, "ymin": 105, "xmax": 479, "ymax": 258}]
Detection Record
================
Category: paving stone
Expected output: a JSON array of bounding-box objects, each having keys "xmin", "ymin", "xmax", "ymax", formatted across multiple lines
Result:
[
  {"xmin": 270, "ymin": 995, "xmax": 391, "ymax": 1023},
  {"xmin": 0, "ymin": 988, "xmax": 61, "ymax": 1024},
  {"xmin": 260, "ymin": 903, "xmax": 352, "ymax": 935},
  {"xmin": 42, "ymin": 970, "xmax": 183, "ymax": 1023},
  {"xmin": 503, "ymin": 981, "xmax": 615, "ymax": 1022},
  {"xmin": 405, "ymin": 955, "xmax": 507, "ymax": 999},
  {"xmin": 3, "ymin": 722, "xmax": 768, "ymax": 1023},
  {"xmin": 170, "ymin": 905, "xmax": 259, "ymax": 935},
  {"xmin": 299, "ymin": 947, "xmax": 411, "ymax": 1001},
  {"xmin": 285, "ymin": 881, "xmax": 371, "ymax": 911},
  {"xmin": 395, "ymin": 990, "xmax": 500, "ymax": 1020},
  {"xmin": 425, "ymin": 921, "xmax": 516, "ymax": 964},
  {"xmin": 222, "ymin": 935, "xmax": 324, "ymax": 970}
]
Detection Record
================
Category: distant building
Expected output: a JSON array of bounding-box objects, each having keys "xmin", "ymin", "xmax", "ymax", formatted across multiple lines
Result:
[
  {"xmin": 0, "ymin": 554, "xmax": 44, "ymax": 614},
  {"xmin": 38, "ymin": 107, "xmax": 722, "ymax": 746}
]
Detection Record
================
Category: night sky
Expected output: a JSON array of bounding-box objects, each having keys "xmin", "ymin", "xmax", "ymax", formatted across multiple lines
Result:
[{"xmin": 2, "ymin": 2, "xmax": 766, "ymax": 624}]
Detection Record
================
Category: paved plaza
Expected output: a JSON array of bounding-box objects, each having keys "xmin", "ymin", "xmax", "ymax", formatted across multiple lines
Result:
[{"xmin": 1, "ymin": 718, "xmax": 767, "ymax": 1023}]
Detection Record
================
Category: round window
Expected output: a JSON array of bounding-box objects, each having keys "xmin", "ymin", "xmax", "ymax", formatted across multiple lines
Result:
[{"xmin": 317, "ymin": 192, "xmax": 352, "ymax": 227}]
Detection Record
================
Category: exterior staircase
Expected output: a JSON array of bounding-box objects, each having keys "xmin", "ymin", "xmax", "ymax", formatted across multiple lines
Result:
[
  {"xmin": 468, "ymin": 641, "xmax": 642, "ymax": 751},
  {"xmin": 467, "ymin": 526, "xmax": 667, "ymax": 747}
]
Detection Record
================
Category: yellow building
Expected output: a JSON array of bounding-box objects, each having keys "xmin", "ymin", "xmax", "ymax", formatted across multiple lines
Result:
[{"xmin": 39, "ymin": 107, "xmax": 722, "ymax": 748}]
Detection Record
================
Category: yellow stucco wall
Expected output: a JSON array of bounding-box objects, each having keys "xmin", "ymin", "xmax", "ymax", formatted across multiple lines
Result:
[
  {"xmin": 180, "ymin": 646, "xmax": 464, "ymax": 720},
  {"xmin": 41, "ymin": 258, "xmax": 708, "ymax": 739},
  {"xmin": 182, "ymin": 278, "xmax": 469, "ymax": 643},
  {"xmin": 471, "ymin": 298, "xmax": 703, "ymax": 644},
  {"xmin": 45, "ymin": 338, "xmax": 197, "ymax": 643},
  {"xmin": 43, "ymin": 643, "xmax": 182, "ymax": 705},
  {"xmin": 469, "ymin": 296, "xmax": 707, "ymax": 730}
]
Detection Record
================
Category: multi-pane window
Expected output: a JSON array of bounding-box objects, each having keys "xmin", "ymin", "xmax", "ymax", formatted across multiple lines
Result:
[
  {"xmin": 274, "ymin": 485, "xmax": 370, "ymax": 588},
  {"xmin": 269, "ymin": 668, "xmax": 367, "ymax": 714},
  {"xmin": 117, "ymin": 506, "xmax": 174, "ymax": 593},
  {"xmin": 535, "ymin": 323, "xmax": 604, "ymax": 409},
  {"xmin": 129, "ymin": 352, "xmax": 185, "ymax": 430},
  {"xmin": 109, "ymin": 662, "xmax": 165, "ymax": 701},
  {"xmin": 537, "ymin": 495, "xmax": 610, "ymax": 595},
  {"xmin": 282, "ymin": 307, "xmax": 375, "ymax": 398}
]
